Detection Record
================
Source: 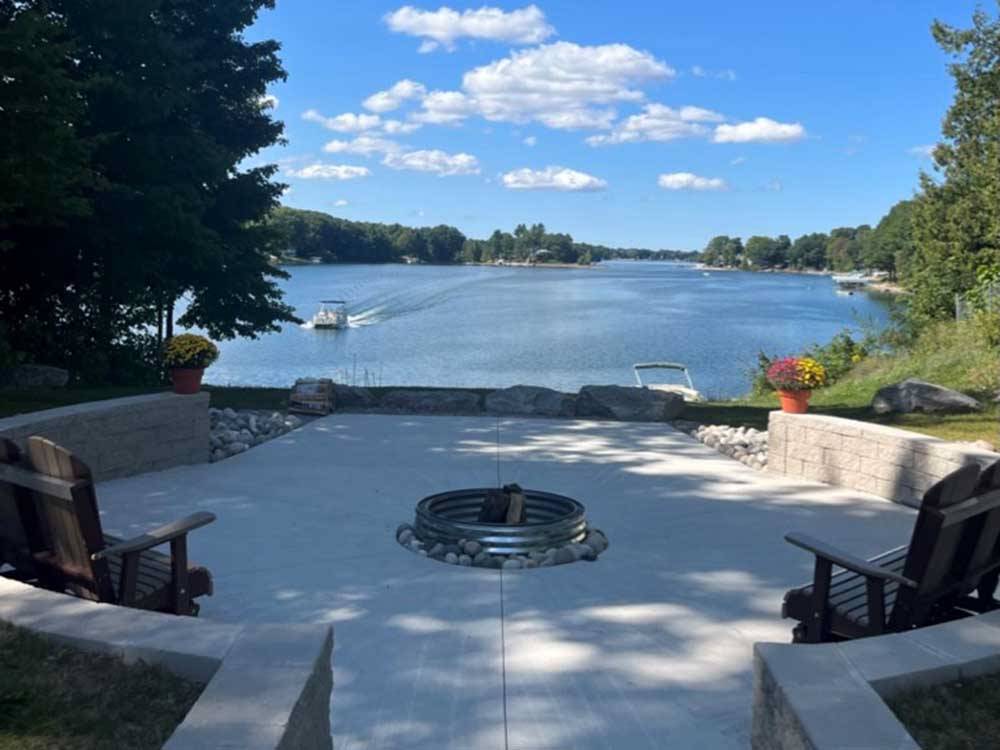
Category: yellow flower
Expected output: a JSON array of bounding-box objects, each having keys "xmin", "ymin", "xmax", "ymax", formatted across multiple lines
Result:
[
  {"xmin": 795, "ymin": 357, "xmax": 827, "ymax": 389},
  {"xmin": 164, "ymin": 334, "xmax": 219, "ymax": 369}
]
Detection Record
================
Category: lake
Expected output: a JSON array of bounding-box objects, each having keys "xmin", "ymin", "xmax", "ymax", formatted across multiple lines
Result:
[{"xmin": 205, "ymin": 261, "xmax": 891, "ymax": 399}]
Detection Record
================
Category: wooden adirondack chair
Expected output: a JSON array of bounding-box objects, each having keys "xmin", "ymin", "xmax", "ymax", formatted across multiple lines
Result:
[
  {"xmin": 0, "ymin": 436, "xmax": 215, "ymax": 616},
  {"xmin": 782, "ymin": 461, "xmax": 1000, "ymax": 643}
]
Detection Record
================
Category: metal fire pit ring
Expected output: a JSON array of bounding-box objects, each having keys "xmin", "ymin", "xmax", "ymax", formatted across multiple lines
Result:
[{"xmin": 415, "ymin": 488, "xmax": 587, "ymax": 556}]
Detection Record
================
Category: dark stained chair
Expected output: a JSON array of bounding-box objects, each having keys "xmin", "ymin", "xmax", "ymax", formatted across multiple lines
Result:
[
  {"xmin": 0, "ymin": 436, "xmax": 215, "ymax": 616},
  {"xmin": 782, "ymin": 461, "xmax": 1000, "ymax": 643}
]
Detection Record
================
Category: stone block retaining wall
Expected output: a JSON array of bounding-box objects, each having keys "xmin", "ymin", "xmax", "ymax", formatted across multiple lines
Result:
[
  {"xmin": 0, "ymin": 392, "xmax": 209, "ymax": 480},
  {"xmin": 0, "ymin": 578, "xmax": 334, "ymax": 750},
  {"xmin": 768, "ymin": 411, "xmax": 999, "ymax": 507},
  {"xmin": 753, "ymin": 610, "xmax": 1000, "ymax": 749}
]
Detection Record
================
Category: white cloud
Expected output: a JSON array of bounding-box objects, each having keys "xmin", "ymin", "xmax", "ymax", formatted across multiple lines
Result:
[
  {"xmin": 384, "ymin": 5, "xmax": 555, "ymax": 52},
  {"xmin": 333, "ymin": 199, "xmax": 349, "ymax": 207},
  {"xmin": 412, "ymin": 90, "xmax": 477, "ymax": 125},
  {"xmin": 383, "ymin": 119, "xmax": 422, "ymax": 134},
  {"xmin": 657, "ymin": 172, "xmax": 728, "ymax": 191},
  {"xmin": 908, "ymin": 144, "xmax": 935, "ymax": 158},
  {"xmin": 463, "ymin": 42, "xmax": 672, "ymax": 129},
  {"xmin": 764, "ymin": 179, "xmax": 783, "ymax": 192},
  {"xmin": 363, "ymin": 79, "xmax": 427, "ymax": 113},
  {"xmin": 323, "ymin": 136, "xmax": 401, "ymax": 156},
  {"xmin": 382, "ymin": 149, "xmax": 480, "ymax": 176},
  {"xmin": 523, "ymin": 135, "xmax": 537, "ymax": 146},
  {"xmin": 285, "ymin": 163, "xmax": 371, "ymax": 180},
  {"xmin": 501, "ymin": 166, "xmax": 607, "ymax": 191},
  {"xmin": 713, "ymin": 117, "xmax": 805, "ymax": 143},
  {"xmin": 730, "ymin": 156, "xmax": 747, "ymax": 165},
  {"xmin": 691, "ymin": 66, "xmax": 735, "ymax": 80},
  {"xmin": 260, "ymin": 94, "xmax": 279, "ymax": 109},
  {"xmin": 586, "ymin": 103, "xmax": 723, "ymax": 145},
  {"xmin": 302, "ymin": 109, "xmax": 382, "ymax": 133}
]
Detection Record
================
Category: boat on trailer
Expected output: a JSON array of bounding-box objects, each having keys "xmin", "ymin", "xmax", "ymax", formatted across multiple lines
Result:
[
  {"xmin": 633, "ymin": 362, "xmax": 705, "ymax": 402},
  {"xmin": 311, "ymin": 300, "xmax": 348, "ymax": 329}
]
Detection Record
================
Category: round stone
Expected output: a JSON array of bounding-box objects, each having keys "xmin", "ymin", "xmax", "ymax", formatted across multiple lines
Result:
[
  {"xmin": 502, "ymin": 558, "xmax": 522, "ymax": 570},
  {"xmin": 554, "ymin": 547, "xmax": 576, "ymax": 565},
  {"xmin": 459, "ymin": 554, "xmax": 472, "ymax": 566},
  {"xmin": 445, "ymin": 552, "xmax": 459, "ymax": 564},
  {"xmin": 398, "ymin": 529, "xmax": 415, "ymax": 545},
  {"xmin": 523, "ymin": 559, "xmax": 539, "ymax": 569},
  {"xmin": 463, "ymin": 540, "xmax": 483, "ymax": 556},
  {"xmin": 428, "ymin": 543, "xmax": 445, "ymax": 557},
  {"xmin": 473, "ymin": 550, "xmax": 490, "ymax": 564}
]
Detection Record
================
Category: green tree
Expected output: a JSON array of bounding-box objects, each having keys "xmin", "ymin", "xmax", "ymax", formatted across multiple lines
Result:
[
  {"xmin": 862, "ymin": 200, "xmax": 916, "ymax": 279},
  {"xmin": 0, "ymin": 0, "xmax": 297, "ymax": 379},
  {"xmin": 745, "ymin": 235, "xmax": 786, "ymax": 268},
  {"xmin": 789, "ymin": 233, "xmax": 829, "ymax": 269},
  {"xmin": 910, "ymin": 6, "xmax": 1000, "ymax": 322}
]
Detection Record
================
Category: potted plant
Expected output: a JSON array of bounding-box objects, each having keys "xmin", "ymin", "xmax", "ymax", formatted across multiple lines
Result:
[
  {"xmin": 163, "ymin": 334, "xmax": 219, "ymax": 395},
  {"xmin": 766, "ymin": 356, "xmax": 826, "ymax": 413}
]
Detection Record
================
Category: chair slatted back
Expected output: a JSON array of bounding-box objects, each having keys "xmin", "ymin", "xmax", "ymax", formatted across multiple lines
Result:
[
  {"xmin": 21, "ymin": 437, "xmax": 114, "ymax": 602},
  {"xmin": 965, "ymin": 460, "xmax": 1000, "ymax": 577},
  {"xmin": 894, "ymin": 463, "xmax": 997, "ymax": 627},
  {"xmin": 0, "ymin": 439, "xmax": 35, "ymax": 568}
]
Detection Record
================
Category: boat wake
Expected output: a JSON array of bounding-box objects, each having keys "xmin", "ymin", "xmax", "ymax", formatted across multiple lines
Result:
[{"xmin": 344, "ymin": 277, "xmax": 497, "ymax": 327}]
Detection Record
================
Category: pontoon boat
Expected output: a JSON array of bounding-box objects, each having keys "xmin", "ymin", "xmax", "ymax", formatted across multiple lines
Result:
[
  {"xmin": 633, "ymin": 362, "xmax": 705, "ymax": 402},
  {"xmin": 312, "ymin": 300, "xmax": 348, "ymax": 329}
]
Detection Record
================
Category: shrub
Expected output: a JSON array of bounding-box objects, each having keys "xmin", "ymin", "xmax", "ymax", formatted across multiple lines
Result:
[
  {"xmin": 804, "ymin": 331, "xmax": 870, "ymax": 383},
  {"xmin": 163, "ymin": 334, "xmax": 219, "ymax": 370}
]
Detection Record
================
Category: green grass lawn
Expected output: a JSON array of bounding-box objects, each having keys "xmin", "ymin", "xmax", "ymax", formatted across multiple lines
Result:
[
  {"xmin": 0, "ymin": 622, "xmax": 202, "ymax": 750},
  {"xmin": 887, "ymin": 671, "xmax": 1000, "ymax": 749}
]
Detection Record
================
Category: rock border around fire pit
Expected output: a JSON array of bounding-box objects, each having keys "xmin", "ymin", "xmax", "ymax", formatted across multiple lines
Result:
[{"xmin": 395, "ymin": 522, "xmax": 609, "ymax": 570}]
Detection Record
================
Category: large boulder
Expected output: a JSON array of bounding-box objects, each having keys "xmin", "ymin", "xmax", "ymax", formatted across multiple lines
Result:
[
  {"xmin": 575, "ymin": 385, "xmax": 684, "ymax": 422},
  {"xmin": 0, "ymin": 364, "xmax": 69, "ymax": 389},
  {"xmin": 485, "ymin": 385, "xmax": 575, "ymax": 417},
  {"xmin": 381, "ymin": 389, "xmax": 481, "ymax": 414},
  {"xmin": 871, "ymin": 378, "xmax": 983, "ymax": 415},
  {"xmin": 333, "ymin": 384, "xmax": 375, "ymax": 410}
]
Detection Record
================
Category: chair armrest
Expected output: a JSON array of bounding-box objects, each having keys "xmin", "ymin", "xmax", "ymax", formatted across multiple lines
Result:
[
  {"xmin": 92, "ymin": 512, "xmax": 216, "ymax": 560},
  {"xmin": 785, "ymin": 532, "xmax": 917, "ymax": 588}
]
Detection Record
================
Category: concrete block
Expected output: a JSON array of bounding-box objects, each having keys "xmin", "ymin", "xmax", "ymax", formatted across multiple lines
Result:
[
  {"xmin": 824, "ymin": 449, "xmax": 859, "ymax": 472},
  {"xmin": 0, "ymin": 391, "xmax": 210, "ymax": 480},
  {"xmin": 809, "ymin": 430, "xmax": 842, "ymax": 451},
  {"xmin": 784, "ymin": 457, "xmax": 805, "ymax": 476},
  {"xmin": 752, "ymin": 643, "xmax": 919, "ymax": 750},
  {"xmin": 837, "ymin": 633, "xmax": 957, "ymax": 698}
]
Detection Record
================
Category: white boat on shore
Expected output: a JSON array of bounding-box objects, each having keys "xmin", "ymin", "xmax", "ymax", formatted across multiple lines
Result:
[
  {"xmin": 831, "ymin": 273, "xmax": 869, "ymax": 290},
  {"xmin": 633, "ymin": 362, "xmax": 705, "ymax": 402},
  {"xmin": 311, "ymin": 300, "xmax": 348, "ymax": 329}
]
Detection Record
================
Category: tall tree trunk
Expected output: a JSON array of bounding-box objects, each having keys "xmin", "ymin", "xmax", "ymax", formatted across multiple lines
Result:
[{"xmin": 165, "ymin": 298, "xmax": 174, "ymax": 340}]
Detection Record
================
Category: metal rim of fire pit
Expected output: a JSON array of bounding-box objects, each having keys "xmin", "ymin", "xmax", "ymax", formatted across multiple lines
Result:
[{"xmin": 415, "ymin": 488, "xmax": 587, "ymax": 556}]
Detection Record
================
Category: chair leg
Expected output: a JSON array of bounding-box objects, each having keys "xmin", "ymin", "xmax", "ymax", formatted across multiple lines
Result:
[
  {"xmin": 804, "ymin": 558, "xmax": 833, "ymax": 643},
  {"xmin": 170, "ymin": 536, "xmax": 192, "ymax": 616}
]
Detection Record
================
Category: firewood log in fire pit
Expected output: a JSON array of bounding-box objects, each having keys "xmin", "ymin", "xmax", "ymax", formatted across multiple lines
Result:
[{"xmin": 478, "ymin": 484, "xmax": 527, "ymax": 524}]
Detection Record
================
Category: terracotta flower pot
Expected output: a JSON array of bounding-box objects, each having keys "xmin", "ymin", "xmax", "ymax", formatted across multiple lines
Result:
[
  {"xmin": 777, "ymin": 389, "xmax": 812, "ymax": 414},
  {"xmin": 170, "ymin": 367, "xmax": 205, "ymax": 395}
]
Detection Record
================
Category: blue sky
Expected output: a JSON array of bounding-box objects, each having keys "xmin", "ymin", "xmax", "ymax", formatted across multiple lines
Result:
[{"xmin": 249, "ymin": 1, "xmax": 980, "ymax": 250}]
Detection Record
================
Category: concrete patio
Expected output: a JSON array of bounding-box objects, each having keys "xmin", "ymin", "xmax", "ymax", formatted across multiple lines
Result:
[{"xmin": 96, "ymin": 414, "xmax": 917, "ymax": 749}]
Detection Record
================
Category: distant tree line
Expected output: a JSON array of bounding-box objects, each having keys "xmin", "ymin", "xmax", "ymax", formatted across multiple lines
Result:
[
  {"xmin": 699, "ymin": 199, "xmax": 918, "ymax": 280},
  {"xmin": 268, "ymin": 207, "xmax": 699, "ymax": 265}
]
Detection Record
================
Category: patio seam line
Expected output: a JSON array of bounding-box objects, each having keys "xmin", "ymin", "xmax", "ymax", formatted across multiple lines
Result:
[{"xmin": 500, "ymin": 568, "xmax": 510, "ymax": 750}]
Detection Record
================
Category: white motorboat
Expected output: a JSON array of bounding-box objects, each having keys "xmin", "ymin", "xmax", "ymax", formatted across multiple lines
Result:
[
  {"xmin": 633, "ymin": 362, "xmax": 705, "ymax": 402},
  {"xmin": 311, "ymin": 300, "xmax": 348, "ymax": 329}
]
